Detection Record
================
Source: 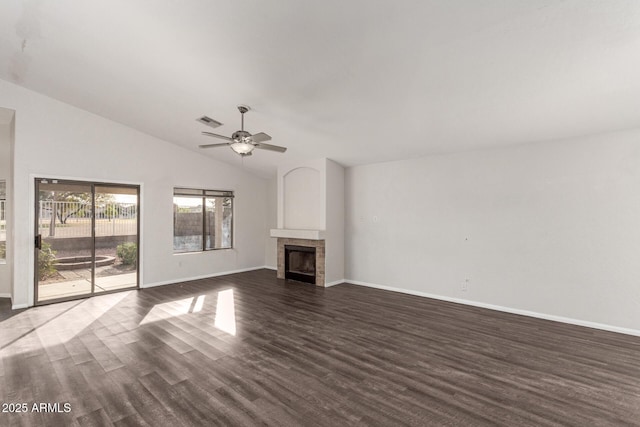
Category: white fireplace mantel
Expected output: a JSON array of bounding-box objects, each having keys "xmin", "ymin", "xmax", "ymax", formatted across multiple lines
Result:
[{"xmin": 270, "ymin": 229, "xmax": 325, "ymax": 240}]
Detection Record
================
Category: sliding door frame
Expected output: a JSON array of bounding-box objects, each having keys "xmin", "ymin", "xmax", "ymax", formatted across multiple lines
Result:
[{"xmin": 34, "ymin": 177, "xmax": 140, "ymax": 306}]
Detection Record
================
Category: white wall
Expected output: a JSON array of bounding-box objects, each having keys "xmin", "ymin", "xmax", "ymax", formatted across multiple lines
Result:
[
  {"xmin": 0, "ymin": 113, "xmax": 14, "ymax": 297},
  {"xmin": 346, "ymin": 130, "xmax": 640, "ymax": 332},
  {"xmin": 265, "ymin": 176, "xmax": 277, "ymax": 269},
  {"xmin": 0, "ymin": 78, "xmax": 270, "ymax": 308},
  {"xmin": 325, "ymin": 159, "xmax": 345, "ymax": 284}
]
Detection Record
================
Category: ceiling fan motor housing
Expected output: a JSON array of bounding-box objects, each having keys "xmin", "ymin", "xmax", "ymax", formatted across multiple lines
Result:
[{"xmin": 232, "ymin": 130, "xmax": 252, "ymax": 142}]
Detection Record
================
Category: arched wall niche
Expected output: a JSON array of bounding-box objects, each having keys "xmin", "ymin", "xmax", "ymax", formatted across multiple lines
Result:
[{"xmin": 283, "ymin": 166, "xmax": 321, "ymax": 230}]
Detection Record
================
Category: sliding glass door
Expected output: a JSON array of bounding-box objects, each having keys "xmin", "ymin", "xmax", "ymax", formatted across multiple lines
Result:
[
  {"xmin": 35, "ymin": 178, "xmax": 139, "ymax": 305},
  {"xmin": 94, "ymin": 185, "xmax": 139, "ymax": 294}
]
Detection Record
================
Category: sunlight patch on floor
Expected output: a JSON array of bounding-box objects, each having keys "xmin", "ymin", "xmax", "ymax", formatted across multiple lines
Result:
[
  {"xmin": 140, "ymin": 295, "xmax": 206, "ymax": 325},
  {"xmin": 193, "ymin": 294, "xmax": 205, "ymax": 313},
  {"xmin": 214, "ymin": 289, "xmax": 236, "ymax": 336},
  {"xmin": 0, "ymin": 291, "xmax": 132, "ymax": 354},
  {"xmin": 140, "ymin": 290, "xmax": 236, "ymax": 335}
]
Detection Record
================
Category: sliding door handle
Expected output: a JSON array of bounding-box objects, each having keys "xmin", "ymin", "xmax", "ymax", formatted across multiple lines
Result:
[{"xmin": 35, "ymin": 234, "xmax": 42, "ymax": 250}]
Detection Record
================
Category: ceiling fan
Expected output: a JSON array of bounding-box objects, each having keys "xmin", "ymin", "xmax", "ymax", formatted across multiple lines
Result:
[{"xmin": 198, "ymin": 105, "xmax": 287, "ymax": 157}]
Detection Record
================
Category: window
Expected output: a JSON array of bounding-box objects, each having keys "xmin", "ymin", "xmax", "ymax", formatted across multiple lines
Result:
[
  {"xmin": 173, "ymin": 188, "xmax": 233, "ymax": 253},
  {"xmin": 0, "ymin": 180, "xmax": 5, "ymax": 262}
]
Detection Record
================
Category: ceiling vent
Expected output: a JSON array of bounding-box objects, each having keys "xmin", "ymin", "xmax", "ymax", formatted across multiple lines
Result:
[{"xmin": 196, "ymin": 116, "xmax": 222, "ymax": 128}]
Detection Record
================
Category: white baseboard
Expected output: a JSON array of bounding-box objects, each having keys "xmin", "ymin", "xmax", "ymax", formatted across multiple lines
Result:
[
  {"xmin": 263, "ymin": 266, "xmax": 277, "ymax": 271},
  {"xmin": 142, "ymin": 266, "xmax": 268, "ymax": 289},
  {"xmin": 0, "ymin": 293, "xmax": 11, "ymax": 298},
  {"xmin": 12, "ymin": 303, "xmax": 28, "ymax": 310},
  {"xmin": 324, "ymin": 279, "xmax": 344, "ymax": 288},
  {"xmin": 346, "ymin": 279, "xmax": 640, "ymax": 337}
]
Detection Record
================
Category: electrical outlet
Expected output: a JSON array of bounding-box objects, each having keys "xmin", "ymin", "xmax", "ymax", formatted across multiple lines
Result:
[{"xmin": 462, "ymin": 279, "xmax": 469, "ymax": 292}]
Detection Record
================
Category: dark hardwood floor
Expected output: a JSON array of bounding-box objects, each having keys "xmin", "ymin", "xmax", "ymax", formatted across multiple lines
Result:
[{"xmin": 1, "ymin": 269, "xmax": 640, "ymax": 426}]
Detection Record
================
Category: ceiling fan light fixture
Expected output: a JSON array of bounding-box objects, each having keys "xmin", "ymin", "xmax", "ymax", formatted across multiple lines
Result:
[{"xmin": 230, "ymin": 141, "xmax": 255, "ymax": 155}]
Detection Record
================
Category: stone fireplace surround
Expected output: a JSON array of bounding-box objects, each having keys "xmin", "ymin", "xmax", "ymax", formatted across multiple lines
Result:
[{"xmin": 277, "ymin": 238, "xmax": 325, "ymax": 286}]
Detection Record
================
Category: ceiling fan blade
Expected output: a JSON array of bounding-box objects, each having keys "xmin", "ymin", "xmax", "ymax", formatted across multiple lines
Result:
[
  {"xmin": 199, "ymin": 142, "xmax": 230, "ymax": 148},
  {"xmin": 254, "ymin": 142, "xmax": 287, "ymax": 153},
  {"xmin": 202, "ymin": 131, "xmax": 233, "ymax": 141},
  {"xmin": 251, "ymin": 132, "xmax": 272, "ymax": 143}
]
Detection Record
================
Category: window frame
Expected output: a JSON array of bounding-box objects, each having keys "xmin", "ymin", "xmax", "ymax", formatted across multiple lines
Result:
[{"xmin": 173, "ymin": 187, "xmax": 234, "ymax": 253}]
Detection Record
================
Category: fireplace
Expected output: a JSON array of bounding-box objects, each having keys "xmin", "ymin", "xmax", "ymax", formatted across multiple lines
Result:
[
  {"xmin": 276, "ymin": 238, "xmax": 325, "ymax": 286},
  {"xmin": 271, "ymin": 159, "xmax": 344, "ymax": 287},
  {"xmin": 285, "ymin": 245, "xmax": 316, "ymax": 284}
]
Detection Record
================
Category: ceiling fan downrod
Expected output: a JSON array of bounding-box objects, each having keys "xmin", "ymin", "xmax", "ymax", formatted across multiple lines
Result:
[{"xmin": 237, "ymin": 105, "xmax": 250, "ymax": 132}]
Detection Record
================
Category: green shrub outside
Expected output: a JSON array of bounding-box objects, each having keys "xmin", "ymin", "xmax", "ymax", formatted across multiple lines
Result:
[
  {"xmin": 117, "ymin": 242, "xmax": 137, "ymax": 266},
  {"xmin": 38, "ymin": 242, "xmax": 58, "ymax": 279}
]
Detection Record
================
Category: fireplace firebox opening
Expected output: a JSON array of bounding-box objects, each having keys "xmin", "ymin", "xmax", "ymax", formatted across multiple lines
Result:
[{"xmin": 285, "ymin": 245, "xmax": 316, "ymax": 284}]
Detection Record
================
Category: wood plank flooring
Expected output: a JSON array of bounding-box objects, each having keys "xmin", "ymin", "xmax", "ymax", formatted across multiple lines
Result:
[{"xmin": 1, "ymin": 269, "xmax": 640, "ymax": 426}]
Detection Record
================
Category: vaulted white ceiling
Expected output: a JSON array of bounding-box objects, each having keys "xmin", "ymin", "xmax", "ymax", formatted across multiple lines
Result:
[{"xmin": 1, "ymin": 0, "xmax": 639, "ymax": 176}]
